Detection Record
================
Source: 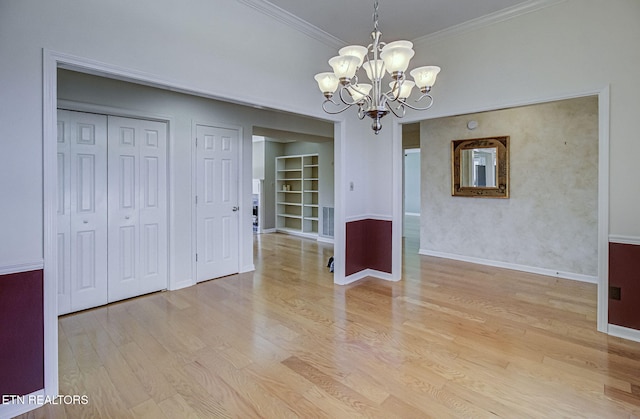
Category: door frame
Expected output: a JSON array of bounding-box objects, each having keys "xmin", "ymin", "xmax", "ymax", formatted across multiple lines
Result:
[
  {"xmin": 191, "ymin": 120, "xmax": 245, "ymax": 283},
  {"xmin": 43, "ymin": 51, "xmax": 181, "ymax": 399}
]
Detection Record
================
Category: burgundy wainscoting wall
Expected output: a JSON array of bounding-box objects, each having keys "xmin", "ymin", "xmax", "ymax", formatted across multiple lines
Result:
[
  {"xmin": 0, "ymin": 270, "xmax": 44, "ymax": 401},
  {"xmin": 345, "ymin": 219, "xmax": 392, "ymax": 276},
  {"xmin": 609, "ymin": 243, "xmax": 640, "ymax": 330}
]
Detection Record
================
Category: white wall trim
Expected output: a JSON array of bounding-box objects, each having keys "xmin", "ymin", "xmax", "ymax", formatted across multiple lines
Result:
[
  {"xmin": 344, "ymin": 214, "xmax": 393, "ymax": 223},
  {"xmin": 413, "ymin": 0, "xmax": 565, "ymax": 46},
  {"xmin": 261, "ymin": 228, "xmax": 277, "ymax": 234},
  {"xmin": 597, "ymin": 86, "xmax": 610, "ymax": 333},
  {"xmin": 608, "ymin": 324, "xmax": 640, "ymax": 344},
  {"xmin": 42, "ymin": 48, "xmax": 60, "ymax": 406},
  {"xmin": 235, "ymin": 0, "xmax": 344, "ymax": 49},
  {"xmin": 392, "ymin": 119, "xmax": 403, "ymax": 282},
  {"xmin": 609, "ymin": 235, "xmax": 640, "ymax": 245},
  {"xmin": 317, "ymin": 236, "xmax": 334, "ymax": 244},
  {"xmin": 0, "ymin": 260, "xmax": 44, "ymax": 276},
  {"xmin": 419, "ymin": 248, "xmax": 598, "ymax": 284},
  {"xmin": 333, "ymin": 121, "xmax": 346, "ymax": 284},
  {"xmin": 0, "ymin": 389, "xmax": 46, "ymax": 419},
  {"xmin": 404, "ymin": 212, "xmax": 420, "ymax": 217}
]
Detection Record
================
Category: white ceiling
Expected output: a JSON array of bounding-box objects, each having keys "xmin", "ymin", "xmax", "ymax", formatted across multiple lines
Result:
[{"xmin": 264, "ymin": 0, "xmax": 534, "ymax": 45}]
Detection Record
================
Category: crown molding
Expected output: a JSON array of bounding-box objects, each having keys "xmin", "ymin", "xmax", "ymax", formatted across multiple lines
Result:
[
  {"xmin": 413, "ymin": 0, "xmax": 566, "ymax": 46},
  {"xmin": 235, "ymin": 0, "xmax": 345, "ymax": 49}
]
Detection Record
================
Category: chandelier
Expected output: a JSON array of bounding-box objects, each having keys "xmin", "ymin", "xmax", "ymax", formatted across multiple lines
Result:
[{"xmin": 314, "ymin": 0, "xmax": 440, "ymax": 134}]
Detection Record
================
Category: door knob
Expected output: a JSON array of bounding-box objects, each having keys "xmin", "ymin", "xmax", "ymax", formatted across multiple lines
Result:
[{"xmin": 232, "ymin": 206, "xmax": 239, "ymax": 212}]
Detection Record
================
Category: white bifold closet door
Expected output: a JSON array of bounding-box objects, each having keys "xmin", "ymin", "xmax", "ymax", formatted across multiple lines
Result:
[
  {"xmin": 57, "ymin": 110, "xmax": 168, "ymax": 315},
  {"xmin": 107, "ymin": 116, "xmax": 168, "ymax": 302},
  {"xmin": 57, "ymin": 110, "xmax": 109, "ymax": 314}
]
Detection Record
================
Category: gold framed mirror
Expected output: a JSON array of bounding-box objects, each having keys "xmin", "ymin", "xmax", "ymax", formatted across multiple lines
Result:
[{"xmin": 451, "ymin": 136, "xmax": 509, "ymax": 198}]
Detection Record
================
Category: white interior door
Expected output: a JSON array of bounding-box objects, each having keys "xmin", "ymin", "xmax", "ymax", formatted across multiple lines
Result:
[
  {"xmin": 108, "ymin": 116, "xmax": 168, "ymax": 302},
  {"xmin": 196, "ymin": 124, "xmax": 240, "ymax": 282},
  {"xmin": 57, "ymin": 110, "xmax": 108, "ymax": 314}
]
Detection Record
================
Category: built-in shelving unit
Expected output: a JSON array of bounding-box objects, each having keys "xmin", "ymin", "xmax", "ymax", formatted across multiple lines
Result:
[{"xmin": 276, "ymin": 154, "xmax": 319, "ymax": 238}]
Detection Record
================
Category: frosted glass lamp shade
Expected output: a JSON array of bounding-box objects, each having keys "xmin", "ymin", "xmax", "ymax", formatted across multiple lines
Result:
[
  {"xmin": 329, "ymin": 55, "xmax": 360, "ymax": 79},
  {"xmin": 380, "ymin": 45, "xmax": 415, "ymax": 74},
  {"xmin": 410, "ymin": 66, "xmax": 441, "ymax": 89},
  {"xmin": 382, "ymin": 40, "xmax": 413, "ymax": 50},
  {"xmin": 339, "ymin": 45, "xmax": 368, "ymax": 68},
  {"xmin": 362, "ymin": 60, "xmax": 385, "ymax": 81},
  {"xmin": 347, "ymin": 83, "xmax": 372, "ymax": 102},
  {"xmin": 389, "ymin": 80, "xmax": 415, "ymax": 99},
  {"xmin": 314, "ymin": 72, "xmax": 339, "ymax": 94}
]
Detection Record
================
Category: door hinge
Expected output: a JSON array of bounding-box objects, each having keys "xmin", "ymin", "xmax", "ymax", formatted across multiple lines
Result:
[
  {"xmin": 195, "ymin": 253, "xmax": 198, "ymax": 262},
  {"xmin": 195, "ymin": 195, "xmax": 198, "ymax": 205},
  {"xmin": 195, "ymin": 137, "xmax": 198, "ymax": 147}
]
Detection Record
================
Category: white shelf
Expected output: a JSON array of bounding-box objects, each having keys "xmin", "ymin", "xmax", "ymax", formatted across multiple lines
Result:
[
  {"xmin": 275, "ymin": 153, "xmax": 319, "ymax": 237},
  {"xmin": 278, "ymin": 214, "xmax": 302, "ymax": 219}
]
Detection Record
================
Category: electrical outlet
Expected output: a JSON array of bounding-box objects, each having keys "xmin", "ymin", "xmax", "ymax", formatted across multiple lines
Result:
[{"xmin": 609, "ymin": 286, "xmax": 621, "ymax": 301}]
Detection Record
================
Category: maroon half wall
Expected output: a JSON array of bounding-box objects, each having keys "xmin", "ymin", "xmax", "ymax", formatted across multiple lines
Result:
[
  {"xmin": 0, "ymin": 269, "xmax": 44, "ymax": 401},
  {"xmin": 345, "ymin": 219, "xmax": 392, "ymax": 276},
  {"xmin": 609, "ymin": 242, "xmax": 640, "ymax": 330}
]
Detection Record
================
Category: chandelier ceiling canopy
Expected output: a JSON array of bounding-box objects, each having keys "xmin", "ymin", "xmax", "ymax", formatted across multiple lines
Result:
[{"xmin": 314, "ymin": 0, "xmax": 440, "ymax": 134}]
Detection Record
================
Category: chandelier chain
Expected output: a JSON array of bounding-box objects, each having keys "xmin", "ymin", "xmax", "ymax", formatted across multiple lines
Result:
[{"xmin": 373, "ymin": 0, "xmax": 379, "ymax": 32}]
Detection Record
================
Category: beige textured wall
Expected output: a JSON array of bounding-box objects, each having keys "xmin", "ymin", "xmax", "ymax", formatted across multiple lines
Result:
[{"xmin": 420, "ymin": 96, "xmax": 598, "ymax": 276}]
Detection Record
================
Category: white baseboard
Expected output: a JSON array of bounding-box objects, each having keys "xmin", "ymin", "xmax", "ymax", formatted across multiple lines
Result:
[
  {"xmin": 608, "ymin": 324, "xmax": 640, "ymax": 343},
  {"xmin": 404, "ymin": 212, "xmax": 420, "ymax": 217},
  {"xmin": 336, "ymin": 268, "xmax": 400, "ymax": 286},
  {"xmin": 418, "ymin": 249, "xmax": 598, "ymax": 284},
  {"xmin": 0, "ymin": 389, "xmax": 45, "ymax": 419},
  {"xmin": 0, "ymin": 260, "xmax": 45, "ymax": 275},
  {"xmin": 261, "ymin": 228, "xmax": 277, "ymax": 234},
  {"xmin": 317, "ymin": 236, "xmax": 334, "ymax": 244}
]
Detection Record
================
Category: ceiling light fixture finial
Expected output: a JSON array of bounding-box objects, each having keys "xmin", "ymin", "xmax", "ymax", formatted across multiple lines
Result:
[{"xmin": 314, "ymin": 0, "xmax": 440, "ymax": 135}]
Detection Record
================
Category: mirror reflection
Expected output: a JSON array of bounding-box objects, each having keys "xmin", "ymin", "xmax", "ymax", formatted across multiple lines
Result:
[{"xmin": 460, "ymin": 147, "xmax": 497, "ymax": 187}]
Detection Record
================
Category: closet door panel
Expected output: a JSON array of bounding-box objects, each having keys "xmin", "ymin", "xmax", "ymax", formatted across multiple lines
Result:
[
  {"xmin": 58, "ymin": 110, "xmax": 108, "ymax": 313},
  {"xmin": 108, "ymin": 116, "xmax": 167, "ymax": 302}
]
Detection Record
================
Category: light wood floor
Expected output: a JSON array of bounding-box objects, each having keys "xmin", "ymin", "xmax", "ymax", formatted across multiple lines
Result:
[{"xmin": 16, "ymin": 232, "xmax": 640, "ymax": 418}]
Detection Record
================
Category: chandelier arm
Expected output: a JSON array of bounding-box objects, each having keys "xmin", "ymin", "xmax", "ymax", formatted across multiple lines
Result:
[
  {"xmin": 357, "ymin": 106, "xmax": 366, "ymax": 120},
  {"xmin": 401, "ymin": 94, "xmax": 435, "ymax": 111},
  {"xmin": 321, "ymin": 99, "xmax": 355, "ymax": 115},
  {"xmin": 338, "ymin": 86, "xmax": 359, "ymax": 106},
  {"xmin": 387, "ymin": 102, "xmax": 405, "ymax": 118}
]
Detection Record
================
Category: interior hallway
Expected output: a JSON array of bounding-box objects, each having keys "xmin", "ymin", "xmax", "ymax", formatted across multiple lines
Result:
[{"xmin": 15, "ymin": 232, "xmax": 640, "ymax": 418}]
